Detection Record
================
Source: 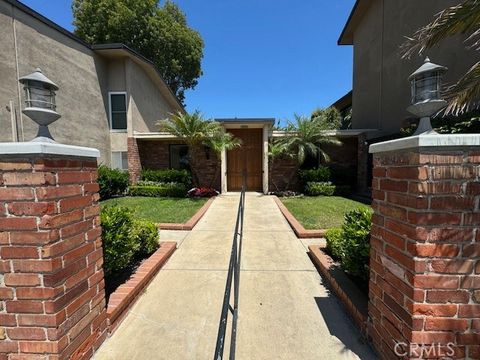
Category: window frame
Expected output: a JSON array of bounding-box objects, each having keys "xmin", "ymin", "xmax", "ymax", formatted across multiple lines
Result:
[
  {"xmin": 108, "ymin": 91, "xmax": 128, "ymax": 132},
  {"xmin": 111, "ymin": 151, "xmax": 128, "ymax": 171}
]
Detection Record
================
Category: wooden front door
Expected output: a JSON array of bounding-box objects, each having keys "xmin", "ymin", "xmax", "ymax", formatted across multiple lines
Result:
[{"xmin": 227, "ymin": 129, "xmax": 263, "ymax": 191}]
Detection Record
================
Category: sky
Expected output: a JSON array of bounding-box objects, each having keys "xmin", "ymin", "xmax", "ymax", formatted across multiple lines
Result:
[{"xmin": 20, "ymin": 0, "xmax": 355, "ymax": 123}]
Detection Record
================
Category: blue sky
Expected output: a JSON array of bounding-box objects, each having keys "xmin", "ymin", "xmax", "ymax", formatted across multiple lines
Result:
[{"xmin": 21, "ymin": 0, "xmax": 355, "ymax": 122}]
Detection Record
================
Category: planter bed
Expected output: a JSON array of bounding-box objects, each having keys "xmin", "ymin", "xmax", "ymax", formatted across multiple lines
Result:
[
  {"xmin": 106, "ymin": 242, "xmax": 176, "ymax": 334},
  {"xmin": 308, "ymin": 245, "xmax": 368, "ymax": 334},
  {"xmin": 158, "ymin": 196, "xmax": 215, "ymax": 230}
]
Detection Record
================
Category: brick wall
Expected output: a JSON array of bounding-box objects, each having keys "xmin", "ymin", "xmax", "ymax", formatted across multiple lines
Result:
[
  {"xmin": 137, "ymin": 140, "xmax": 220, "ymax": 189},
  {"xmin": 269, "ymin": 155, "xmax": 299, "ymax": 192},
  {"xmin": 0, "ymin": 155, "xmax": 107, "ymax": 359},
  {"xmin": 369, "ymin": 149, "xmax": 480, "ymax": 359}
]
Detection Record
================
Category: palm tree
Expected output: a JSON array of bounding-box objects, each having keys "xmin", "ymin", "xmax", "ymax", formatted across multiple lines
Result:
[
  {"xmin": 205, "ymin": 130, "xmax": 241, "ymax": 188},
  {"xmin": 157, "ymin": 111, "xmax": 221, "ymax": 186},
  {"xmin": 402, "ymin": 0, "xmax": 480, "ymax": 115},
  {"xmin": 281, "ymin": 115, "xmax": 341, "ymax": 189}
]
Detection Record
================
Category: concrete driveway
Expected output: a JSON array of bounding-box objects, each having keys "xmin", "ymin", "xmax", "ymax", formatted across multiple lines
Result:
[{"xmin": 94, "ymin": 193, "xmax": 376, "ymax": 360}]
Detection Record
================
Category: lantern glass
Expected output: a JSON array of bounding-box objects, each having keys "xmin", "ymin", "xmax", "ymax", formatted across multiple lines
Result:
[
  {"xmin": 411, "ymin": 71, "xmax": 442, "ymax": 104},
  {"xmin": 24, "ymin": 80, "xmax": 56, "ymax": 111}
]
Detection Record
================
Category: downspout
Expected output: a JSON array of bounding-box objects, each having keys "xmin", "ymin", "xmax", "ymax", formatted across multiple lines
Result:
[{"xmin": 12, "ymin": 7, "xmax": 25, "ymax": 141}]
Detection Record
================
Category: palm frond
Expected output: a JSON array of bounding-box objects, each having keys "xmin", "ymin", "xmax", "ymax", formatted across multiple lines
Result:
[
  {"xmin": 402, "ymin": 0, "xmax": 480, "ymax": 58},
  {"xmin": 445, "ymin": 61, "xmax": 480, "ymax": 114}
]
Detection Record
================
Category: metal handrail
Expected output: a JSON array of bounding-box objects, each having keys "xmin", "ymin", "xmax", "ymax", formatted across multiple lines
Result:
[{"xmin": 213, "ymin": 174, "xmax": 246, "ymax": 360}]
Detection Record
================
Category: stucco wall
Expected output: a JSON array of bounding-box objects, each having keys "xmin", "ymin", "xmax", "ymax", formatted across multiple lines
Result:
[
  {"xmin": 126, "ymin": 59, "xmax": 178, "ymax": 134},
  {"xmin": 0, "ymin": 2, "xmax": 111, "ymax": 164},
  {"xmin": 351, "ymin": 0, "xmax": 476, "ymax": 135}
]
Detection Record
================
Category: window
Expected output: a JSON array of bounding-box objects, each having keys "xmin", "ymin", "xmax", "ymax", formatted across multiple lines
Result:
[
  {"xmin": 111, "ymin": 151, "xmax": 128, "ymax": 170},
  {"xmin": 169, "ymin": 145, "xmax": 189, "ymax": 170},
  {"xmin": 109, "ymin": 92, "xmax": 127, "ymax": 130}
]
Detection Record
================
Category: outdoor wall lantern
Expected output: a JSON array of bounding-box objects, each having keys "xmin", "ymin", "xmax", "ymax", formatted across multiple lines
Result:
[
  {"xmin": 19, "ymin": 68, "xmax": 60, "ymax": 142},
  {"xmin": 407, "ymin": 57, "xmax": 448, "ymax": 135}
]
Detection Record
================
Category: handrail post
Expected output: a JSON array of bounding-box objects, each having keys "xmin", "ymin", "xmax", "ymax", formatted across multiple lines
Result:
[{"xmin": 214, "ymin": 173, "xmax": 246, "ymax": 360}]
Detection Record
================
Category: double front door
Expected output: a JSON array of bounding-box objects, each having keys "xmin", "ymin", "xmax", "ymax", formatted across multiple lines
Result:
[{"xmin": 226, "ymin": 129, "xmax": 263, "ymax": 191}]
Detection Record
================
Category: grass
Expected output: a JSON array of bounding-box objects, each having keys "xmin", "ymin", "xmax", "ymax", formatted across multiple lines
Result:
[
  {"xmin": 281, "ymin": 196, "xmax": 369, "ymax": 230},
  {"xmin": 101, "ymin": 197, "xmax": 208, "ymax": 223}
]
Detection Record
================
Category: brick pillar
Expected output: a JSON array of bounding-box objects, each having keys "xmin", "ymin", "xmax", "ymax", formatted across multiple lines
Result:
[
  {"xmin": 0, "ymin": 143, "xmax": 107, "ymax": 359},
  {"xmin": 127, "ymin": 137, "xmax": 141, "ymax": 184},
  {"xmin": 368, "ymin": 135, "xmax": 480, "ymax": 360}
]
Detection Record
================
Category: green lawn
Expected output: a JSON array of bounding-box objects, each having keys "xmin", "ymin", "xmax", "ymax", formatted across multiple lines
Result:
[
  {"xmin": 281, "ymin": 196, "xmax": 369, "ymax": 230},
  {"xmin": 101, "ymin": 197, "xmax": 208, "ymax": 223}
]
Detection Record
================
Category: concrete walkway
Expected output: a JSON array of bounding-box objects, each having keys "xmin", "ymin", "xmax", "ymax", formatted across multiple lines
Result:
[{"xmin": 94, "ymin": 194, "xmax": 376, "ymax": 360}]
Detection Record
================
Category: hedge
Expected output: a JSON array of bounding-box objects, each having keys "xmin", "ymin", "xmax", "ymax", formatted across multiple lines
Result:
[
  {"xmin": 101, "ymin": 205, "xmax": 159, "ymax": 276},
  {"xmin": 298, "ymin": 167, "xmax": 331, "ymax": 183},
  {"xmin": 129, "ymin": 183, "xmax": 186, "ymax": 198},
  {"xmin": 98, "ymin": 165, "xmax": 129, "ymax": 200},
  {"xmin": 305, "ymin": 182, "xmax": 351, "ymax": 196},
  {"xmin": 140, "ymin": 169, "xmax": 191, "ymax": 186}
]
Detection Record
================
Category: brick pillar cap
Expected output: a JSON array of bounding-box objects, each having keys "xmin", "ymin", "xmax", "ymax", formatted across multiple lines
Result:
[
  {"xmin": 370, "ymin": 134, "xmax": 480, "ymax": 154},
  {"xmin": 0, "ymin": 142, "xmax": 100, "ymax": 158}
]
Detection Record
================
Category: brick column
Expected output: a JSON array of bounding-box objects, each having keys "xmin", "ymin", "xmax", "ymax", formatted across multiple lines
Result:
[
  {"xmin": 368, "ymin": 135, "xmax": 480, "ymax": 360},
  {"xmin": 127, "ymin": 137, "xmax": 141, "ymax": 184},
  {"xmin": 0, "ymin": 143, "xmax": 107, "ymax": 359}
]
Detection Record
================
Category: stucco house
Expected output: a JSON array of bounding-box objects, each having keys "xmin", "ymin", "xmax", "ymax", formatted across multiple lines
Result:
[{"xmin": 336, "ymin": 0, "xmax": 478, "ymax": 192}]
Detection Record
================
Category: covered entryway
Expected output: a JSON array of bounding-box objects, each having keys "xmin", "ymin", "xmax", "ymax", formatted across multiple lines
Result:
[{"xmin": 227, "ymin": 128, "xmax": 263, "ymax": 191}]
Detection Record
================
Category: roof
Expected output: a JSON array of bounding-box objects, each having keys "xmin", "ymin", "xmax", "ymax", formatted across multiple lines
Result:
[
  {"xmin": 5, "ymin": 0, "xmax": 184, "ymax": 112},
  {"xmin": 330, "ymin": 91, "xmax": 353, "ymax": 111},
  {"xmin": 215, "ymin": 118, "xmax": 276, "ymax": 125},
  {"xmin": 338, "ymin": 0, "xmax": 372, "ymax": 45}
]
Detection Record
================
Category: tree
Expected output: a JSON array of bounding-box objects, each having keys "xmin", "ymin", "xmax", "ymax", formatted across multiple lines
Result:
[
  {"xmin": 205, "ymin": 130, "xmax": 241, "ymax": 188},
  {"xmin": 72, "ymin": 0, "xmax": 204, "ymax": 103},
  {"xmin": 402, "ymin": 0, "xmax": 480, "ymax": 115},
  {"xmin": 310, "ymin": 107, "xmax": 342, "ymax": 130},
  {"xmin": 280, "ymin": 115, "xmax": 341, "ymax": 189}
]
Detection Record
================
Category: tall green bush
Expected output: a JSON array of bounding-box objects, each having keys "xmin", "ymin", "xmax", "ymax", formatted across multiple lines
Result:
[
  {"xmin": 298, "ymin": 167, "xmax": 331, "ymax": 183},
  {"xmin": 141, "ymin": 169, "xmax": 192, "ymax": 186},
  {"xmin": 340, "ymin": 208, "xmax": 372, "ymax": 281},
  {"xmin": 101, "ymin": 205, "xmax": 159, "ymax": 276},
  {"xmin": 98, "ymin": 165, "xmax": 129, "ymax": 200},
  {"xmin": 325, "ymin": 228, "xmax": 344, "ymax": 260},
  {"xmin": 101, "ymin": 206, "xmax": 139, "ymax": 276}
]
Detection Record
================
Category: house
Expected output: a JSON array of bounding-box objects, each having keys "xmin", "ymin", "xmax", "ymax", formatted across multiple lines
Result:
[
  {"xmin": 0, "ymin": 0, "xmax": 183, "ymax": 169},
  {"xmin": 337, "ymin": 0, "xmax": 477, "ymax": 192},
  {"xmin": 0, "ymin": 0, "xmax": 361, "ymax": 194}
]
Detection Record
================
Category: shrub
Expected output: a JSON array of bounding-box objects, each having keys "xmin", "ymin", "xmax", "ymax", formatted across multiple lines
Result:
[
  {"xmin": 129, "ymin": 183, "xmax": 186, "ymax": 197},
  {"xmin": 101, "ymin": 205, "xmax": 139, "ymax": 276},
  {"xmin": 187, "ymin": 187, "xmax": 218, "ymax": 198},
  {"xmin": 340, "ymin": 208, "xmax": 372, "ymax": 281},
  {"xmin": 325, "ymin": 228, "xmax": 344, "ymax": 260},
  {"xmin": 132, "ymin": 219, "xmax": 159, "ymax": 256},
  {"xmin": 141, "ymin": 169, "xmax": 191, "ymax": 185},
  {"xmin": 98, "ymin": 165, "xmax": 129, "ymax": 200},
  {"xmin": 305, "ymin": 182, "xmax": 336, "ymax": 196},
  {"xmin": 298, "ymin": 167, "xmax": 331, "ymax": 183},
  {"xmin": 101, "ymin": 205, "xmax": 159, "ymax": 276}
]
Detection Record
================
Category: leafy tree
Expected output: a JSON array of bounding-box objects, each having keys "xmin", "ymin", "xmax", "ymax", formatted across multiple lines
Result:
[
  {"xmin": 205, "ymin": 130, "xmax": 241, "ymax": 188},
  {"xmin": 72, "ymin": 0, "xmax": 204, "ymax": 103},
  {"xmin": 402, "ymin": 0, "xmax": 480, "ymax": 115},
  {"xmin": 310, "ymin": 107, "xmax": 342, "ymax": 130}
]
